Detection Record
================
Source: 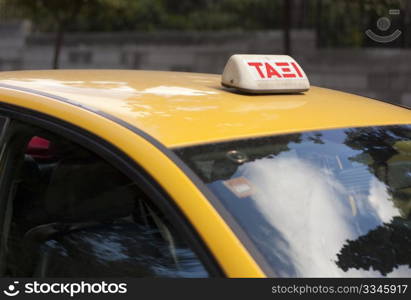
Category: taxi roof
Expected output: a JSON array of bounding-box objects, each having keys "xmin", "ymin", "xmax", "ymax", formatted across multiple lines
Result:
[{"xmin": 0, "ymin": 70, "xmax": 409, "ymax": 148}]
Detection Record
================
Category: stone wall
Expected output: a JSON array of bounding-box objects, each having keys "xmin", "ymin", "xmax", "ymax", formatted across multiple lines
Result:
[{"xmin": 0, "ymin": 22, "xmax": 410, "ymax": 105}]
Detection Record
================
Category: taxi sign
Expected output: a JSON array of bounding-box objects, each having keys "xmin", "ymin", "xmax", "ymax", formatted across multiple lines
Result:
[{"xmin": 221, "ymin": 54, "xmax": 310, "ymax": 94}]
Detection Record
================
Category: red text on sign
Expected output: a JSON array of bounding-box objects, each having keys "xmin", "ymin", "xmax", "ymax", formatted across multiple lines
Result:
[{"xmin": 247, "ymin": 61, "xmax": 304, "ymax": 79}]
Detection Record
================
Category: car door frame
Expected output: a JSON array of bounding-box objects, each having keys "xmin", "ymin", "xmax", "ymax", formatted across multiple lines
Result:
[
  {"xmin": 0, "ymin": 102, "xmax": 224, "ymax": 277},
  {"xmin": 0, "ymin": 83, "xmax": 268, "ymax": 277}
]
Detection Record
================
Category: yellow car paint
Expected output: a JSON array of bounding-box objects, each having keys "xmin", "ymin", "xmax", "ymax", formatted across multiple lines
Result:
[
  {"xmin": 0, "ymin": 86, "xmax": 264, "ymax": 277},
  {"xmin": 0, "ymin": 69, "xmax": 410, "ymax": 277},
  {"xmin": 0, "ymin": 70, "xmax": 409, "ymax": 148}
]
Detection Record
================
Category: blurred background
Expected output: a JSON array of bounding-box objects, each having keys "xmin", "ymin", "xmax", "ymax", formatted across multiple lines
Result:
[{"xmin": 0, "ymin": 0, "xmax": 410, "ymax": 105}]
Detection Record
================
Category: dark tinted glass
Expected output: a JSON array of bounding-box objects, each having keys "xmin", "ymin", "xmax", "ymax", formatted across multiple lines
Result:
[
  {"xmin": 35, "ymin": 223, "xmax": 207, "ymax": 277},
  {"xmin": 175, "ymin": 125, "xmax": 411, "ymax": 277},
  {"xmin": 4, "ymin": 129, "xmax": 208, "ymax": 278}
]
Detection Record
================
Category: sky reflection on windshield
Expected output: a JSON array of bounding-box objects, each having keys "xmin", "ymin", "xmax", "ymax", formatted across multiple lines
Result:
[
  {"xmin": 241, "ymin": 153, "xmax": 406, "ymax": 277},
  {"xmin": 176, "ymin": 125, "xmax": 411, "ymax": 277}
]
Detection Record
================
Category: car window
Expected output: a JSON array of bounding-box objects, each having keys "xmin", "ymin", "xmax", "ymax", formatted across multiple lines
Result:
[
  {"xmin": 175, "ymin": 125, "xmax": 411, "ymax": 277},
  {"xmin": 0, "ymin": 120, "xmax": 208, "ymax": 278}
]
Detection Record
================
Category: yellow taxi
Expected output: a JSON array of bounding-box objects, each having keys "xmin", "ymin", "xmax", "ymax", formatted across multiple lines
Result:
[{"xmin": 0, "ymin": 55, "xmax": 409, "ymax": 278}]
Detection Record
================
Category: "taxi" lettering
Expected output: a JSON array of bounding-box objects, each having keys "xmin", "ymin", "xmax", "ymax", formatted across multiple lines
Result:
[{"xmin": 247, "ymin": 61, "xmax": 303, "ymax": 79}]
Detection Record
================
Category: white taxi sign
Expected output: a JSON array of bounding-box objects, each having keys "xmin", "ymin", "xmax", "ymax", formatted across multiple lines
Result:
[{"xmin": 221, "ymin": 54, "xmax": 310, "ymax": 94}]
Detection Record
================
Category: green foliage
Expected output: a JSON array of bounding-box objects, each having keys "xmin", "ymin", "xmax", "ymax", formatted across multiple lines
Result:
[
  {"xmin": 0, "ymin": 0, "xmax": 286, "ymax": 31},
  {"xmin": 318, "ymin": 0, "xmax": 408, "ymax": 47},
  {"xmin": 1, "ymin": 0, "xmax": 409, "ymax": 48},
  {"xmin": 73, "ymin": 0, "xmax": 166, "ymax": 31},
  {"xmin": 1, "ymin": 0, "xmax": 97, "ymax": 30}
]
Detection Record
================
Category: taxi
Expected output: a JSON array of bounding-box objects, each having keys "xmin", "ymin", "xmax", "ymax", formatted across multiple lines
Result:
[{"xmin": 0, "ymin": 55, "xmax": 409, "ymax": 278}]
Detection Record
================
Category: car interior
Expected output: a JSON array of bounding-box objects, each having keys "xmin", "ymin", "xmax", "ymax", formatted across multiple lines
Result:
[{"xmin": 0, "ymin": 122, "xmax": 208, "ymax": 278}]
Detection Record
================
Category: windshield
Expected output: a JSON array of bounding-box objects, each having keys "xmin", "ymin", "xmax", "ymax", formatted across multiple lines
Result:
[{"xmin": 174, "ymin": 125, "xmax": 411, "ymax": 277}]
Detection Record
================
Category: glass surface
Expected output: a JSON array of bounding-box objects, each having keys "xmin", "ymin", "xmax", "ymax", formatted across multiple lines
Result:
[
  {"xmin": 175, "ymin": 125, "xmax": 411, "ymax": 277},
  {"xmin": 5, "ymin": 129, "xmax": 208, "ymax": 278}
]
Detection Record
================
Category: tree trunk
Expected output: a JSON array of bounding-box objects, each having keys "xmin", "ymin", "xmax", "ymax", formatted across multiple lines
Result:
[
  {"xmin": 52, "ymin": 24, "xmax": 65, "ymax": 69},
  {"xmin": 283, "ymin": 0, "xmax": 293, "ymax": 55},
  {"xmin": 315, "ymin": 0, "xmax": 322, "ymax": 48}
]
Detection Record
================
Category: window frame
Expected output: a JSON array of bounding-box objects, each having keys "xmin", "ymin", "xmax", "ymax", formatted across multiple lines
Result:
[{"xmin": 0, "ymin": 102, "xmax": 224, "ymax": 277}]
